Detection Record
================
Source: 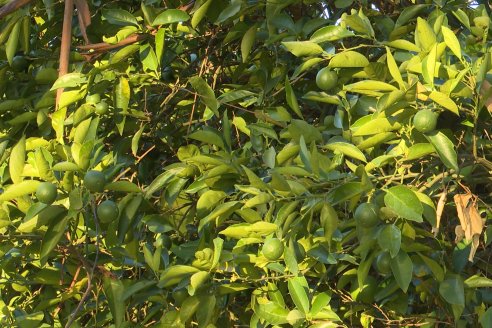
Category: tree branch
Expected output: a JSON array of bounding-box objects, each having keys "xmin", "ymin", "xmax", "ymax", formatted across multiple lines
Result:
[
  {"xmin": 0, "ymin": 0, "xmax": 34, "ymax": 20},
  {"xmin": 56, "ymin": 0, "xmax": 74, "ymax": 108}
]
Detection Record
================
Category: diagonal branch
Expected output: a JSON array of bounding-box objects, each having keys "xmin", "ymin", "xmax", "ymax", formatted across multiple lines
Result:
[{"xmin": 0, "ymin": 0, "xmax": 34, "ymax": 20}]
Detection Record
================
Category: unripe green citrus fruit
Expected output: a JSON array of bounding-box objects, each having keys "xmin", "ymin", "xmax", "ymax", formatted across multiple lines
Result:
[
  {"xmin": 374, "ymin": 252, "xmax": 392, "ymax": 275},
  {"xmin": 12, "ymin": 56, "xmax": 29, "ymax": 72},
  {"xmin": 354, "ymin": 203, "xmax": 380, "ymax": 228},
  {"xmin": 95, "ymin": 101, "xmax": 109, "ymax": 115},
  {"xmin": 83, "ymin": 170, "xmax": 106, "ymax": 193},
  {"xmin": 413, "ymin": 109, "xmax": 438, "ymax": 133},
  {"xmin": 97, "ymin": 200, "xmax": 119, "ymax": 223},
  {"xmin": 86, "ymin": 94, "xmax": 101, "ymax": 104},
  {"xmin": 316, "ymin": 67, "xmax": 338, "ymax": 91},
  {"xmin": 262, "ymin": 238, "xmax": 284, "ymax": 261},
  {"xmin": 36, "ymin": 182, "xmax": 58, "ymax": 204}
]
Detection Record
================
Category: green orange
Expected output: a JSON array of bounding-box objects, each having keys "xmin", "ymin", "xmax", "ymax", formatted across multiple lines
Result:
[
  {"xmin": 316, "ymin": 67, "xmax": 338, "ymax": 91},
  {"xmin": 262, "ymin": 238, "xmax": 284, "ymax": 261},
  {"xmin": 36, "ymin": 182, "xmax": 58, "ymax": 204},
  {"xmin": 374, "ymin": 252, "xmax": 392, "ymax": 275},
  {"xmin": 354, "ymin": 203, "xmax": 380, "ymax": 228},
  {"xmin": 95, "ymin": 101, "xmax": 109, "ymax": 115},
  {"xmin": 83, "ymin": 170, "xmax": 106, "ymax": 193},
  {"xmin": 413, "ymin": 109, "xmax": 438, "ymax": 133},
  {"xmin": 97, "ymin": 200, "xmax": 119, "ymax": 223}
]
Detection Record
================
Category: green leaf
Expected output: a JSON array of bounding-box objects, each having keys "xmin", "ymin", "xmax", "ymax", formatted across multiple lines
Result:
[
  {"xmin": 6, "ymin": 19, "xmax": 20, "ymax": 65},
  {"xmin": 288, "ymin": 276, "xmax": 310, "ymax": 314},
  {"xmin": 441, "ymin": 26, "xmax": 461, "ymax": 59},
  {"xmin": 418, "ymin": 253, "xmax": 444, "ymax": 281},
  {"xmin": 40, "ymin": 214, "xmax": 69, "ymax": 266},
  {"xmin": 390, "ymin": 250, "xmax": 413, "ymax": 292},
  {"xmin": 188, "ymin": 128, "xmax": 224, "ymax": 149},
  {"xmin": 155, "ymin": 28, "xmax": 165, "ymax": 64},
  {"xmin": 321, "ymin": 203, "xmax": 338, "ymax": 242},
  {"xmin": 344, "ymin": 80, "xmax": 398, "ymax": 92},
  {"xmin": 0, "ymin": 180, "xmax": 40, "ymax": 201},
  {"xmin": 324, "ymin": 140, "xmax": 367, "ymax": 162},
  {"xmin": 386, "ymin": 47, "xmax": 405, "ymax": 89},
  {"xmin": 103, "ymin": 277, "xmax": 126, "ymax": 328},
  {"xmin": 219, "ymin": 221, "xmax": 278, "ymax": 239},
  {"xmin": 464, "ymin": 275, "xmax": 492, "ymax": 288},
  {"xmin": 310, "ymin": 25, "xmax": 354, "ymax": 43},
  {"xmin": 158, "ymin": 265, "xmax": 200, "ymax": 288},
  {"xmin": 384, "ymin": 186, "xmax": 423, "ymax": 222},
  {"xmin": 188, "ymin": 271, "xmax": 210, "ymax": 296},
  {"xmin": 329, "ymin": 51, "xmax": 369, "ymax": 68},
  {"xmin": 378, "ymin": 225, "xmax": 401, "ymax": 258},
  {"xmin": 115, "ymin": 77, "xmax": 130, "ymax": 113},
  {"xmin": 50, "ymin": 73, "xmax": 86, "ymax": 90},
  {"xmin": 285, "ymin": 77, "xmax": 303, "ymax": 119},
  {"xmin": 415, "ymin": 17, "xmax": 436, "ymax": 52},
  {"xmin": 480, "ymin": 307, "xmax": 492, "ymax": 328},
  {"xmin": 426, "ymin": 131, "xmax": 459, "ymax": 171},
  {"xmin": 152, "ymin": 9, "xmax": 190, "ymax": 26},
  {"xmin": 352, "ymin": 117, "xmax": 401, "ymax": 136},
  {"xmin": 215, "ymin": 0, "xmax": 241, "ymax": 23},
  {"xmin": 428, "ymin": 91, "xmax": 459, "ymax": 115},
  {"xmin": 327, "ymin": 182, "xmax": 369, "ymax": 205},
  {"xmin": 191, "ymin": 0, "xmax": 212, "ymax": 28},
  {"xmin": 189, "ymin": 76, "xmax": 219, "ymax": 116},
  {"xmin": 282, "ymin": 41, "xmax": 324, "ymax": 57},
  {"xmin": 105, "ymin": 181, "xmax": 141, "ymax": 193},
  {"xmin": 109, "ymin": 44, "xmax": 140, "ymax": 64},
  {"xmin": 255, "ymin": 300, "xmax": 289, "ymax": 325},
  {"xmin": 241, "ymin": 25, "xmax": 256, "ymax": 63},
  {"xmin": 9, "ymin": 135, "xmax": 25, "ymax": 184},
  {"xmin": 439, "ymin": 275, "xmax": 464, "ymax": 306},
  {"xmin": 405, "ymin": 143, "xmax": 436, "ymax": 161},
  {"xmin": 102, "ymin": 9, "xmax": 138, "ymax": 26},
  {"xmin": 140, "ymin": 44, "xmax": 158, "ymax": 73},
  {"xmin": 310, "ymin": 292, "xmax": 331, "ymax": 316}
]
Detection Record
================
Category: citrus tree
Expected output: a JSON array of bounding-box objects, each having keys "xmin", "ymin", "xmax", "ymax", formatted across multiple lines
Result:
[{"xmin": 0, "ymin": 0, "xmax": 492, "ymax": 327}]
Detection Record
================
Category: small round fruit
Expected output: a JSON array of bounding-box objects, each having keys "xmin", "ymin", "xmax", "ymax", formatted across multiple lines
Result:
[
  {"xmin": 85, "ymin": 93, "xmax": 101, "ymax": 104},
  {"xmin": 95, "ymin": 101, "xmax": 109, "ymax": 115},
  {"xmin": 97, "ymin": 200, "xmax": 119, "ymax": 223},
  {"xmin": 262, "ymin": 238, "xmax": 284, "ymax": 261},
  {"xmin": 374, "ymin": 252, "xmax": 392, "ymax": 275},
  {"xmin": 413, "ymin": 109, "xmax": 438, "ymax": 133},
  {"xmin": 11, "ymin": 56, "xmax": 29, "ymax": 72},
  {"xmin": 172, "ymin": 289, "xmax": 188, "ymax": 306},
  {"xmin": 83, "ymin": 170, "xmax": 106, "ymax": 193},
  {"xmin": 316, "ymin": 67, "xmax": 338, "ymax": 91},
  {"xmin": 36, "ymin": 182, "xmax": 58, "ymax": 204},
  {"xmin": 354, "ymin": 203, "xmax": 380, "ymax": 228}
]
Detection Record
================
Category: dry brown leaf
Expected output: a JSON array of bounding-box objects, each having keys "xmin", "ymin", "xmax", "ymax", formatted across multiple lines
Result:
[
  {"xmin": 454, "ymin": 193, "xmax": 484, "ymax": 261},
  {"xmin": 433, "ymin": 190, "xmax": 447, "ymax": 236}
]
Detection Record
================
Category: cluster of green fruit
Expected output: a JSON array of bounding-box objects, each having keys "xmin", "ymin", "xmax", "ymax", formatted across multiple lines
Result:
[
  {"xmin": 86, "ymin": 93, "xmax": 109, "ymax": 115},
  {"xmin": 354, "ymin": 202, "xmax": 392, "ymax": 275},
  {"xmin": 35, "ymin": 170, "xmax": 119, "ymax": 224}
]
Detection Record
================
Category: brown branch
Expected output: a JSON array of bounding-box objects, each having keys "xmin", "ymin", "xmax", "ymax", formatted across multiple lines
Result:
[
  {"xmin": 74, "ymin": 0, "xmax": 91, "ymax": 44},
  {"xmin": 0, "ymin": 0, "xmax": 34, "ymax": 20},
  {"xmin": 77, "ymin": 34, "xmax": 147, "ymax": 53},
  {"xmin": 56, "ymin": 0, "xmax": 74, "ymax": 108}
]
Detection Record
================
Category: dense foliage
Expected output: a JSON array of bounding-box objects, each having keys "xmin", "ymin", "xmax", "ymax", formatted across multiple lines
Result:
[{"xmin": 0, "ymin": 0, "xmax": 492, "ymax": 327}]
